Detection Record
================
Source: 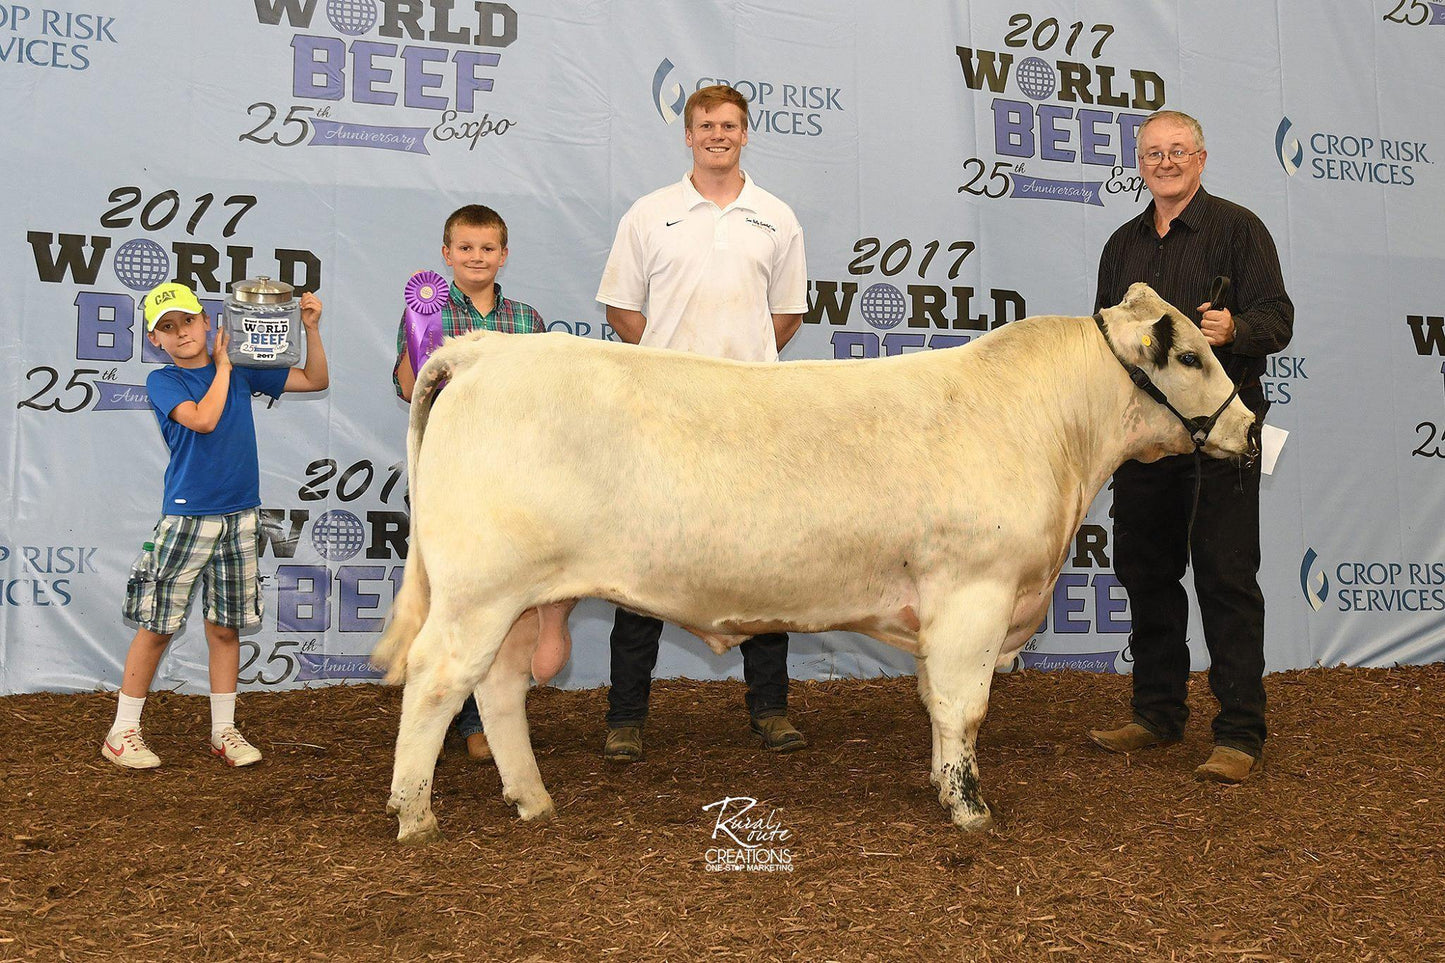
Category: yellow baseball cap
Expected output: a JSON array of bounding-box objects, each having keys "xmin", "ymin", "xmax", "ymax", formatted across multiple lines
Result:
[{"xmin": 143, "ymin": 282, "xmax": 204, "ymax": 331}]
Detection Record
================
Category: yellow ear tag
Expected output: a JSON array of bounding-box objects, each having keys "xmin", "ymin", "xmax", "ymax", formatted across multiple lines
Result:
[{"xmin": 1142, "ymin": 335, "xmax": 1153, "ymax": 347}]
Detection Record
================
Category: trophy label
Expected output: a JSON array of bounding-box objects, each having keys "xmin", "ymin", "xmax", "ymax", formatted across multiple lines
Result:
[{"xmin": 237, "ymin": 314, "xmax": 292, "ymax": 361}]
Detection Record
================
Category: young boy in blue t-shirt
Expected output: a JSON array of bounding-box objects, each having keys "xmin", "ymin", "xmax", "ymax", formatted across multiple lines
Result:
[{"xmin": 102, "ymin": 281, "xmax": 329, "ymax": 770}]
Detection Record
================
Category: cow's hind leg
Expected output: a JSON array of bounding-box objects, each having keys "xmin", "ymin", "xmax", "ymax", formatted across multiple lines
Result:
[
  {"xmin": 387, "ymin": 605, "xmax": 517, "ymax": 843},
  {"xmin": 917, "ymin": 586, "xmax": 1011, "ymax": 831},
  {"xmin": 387, "ymin": 622, "xmax": 465, "ymax": 844},
  {"xmin": 916, "ymin": 661, "xmax": 943, "ymax": 788},
  {"xmin": 479, "ymin": 611, "xmax": 554, "ymax": 822}
]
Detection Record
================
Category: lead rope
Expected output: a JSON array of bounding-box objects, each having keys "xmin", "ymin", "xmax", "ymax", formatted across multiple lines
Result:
[
  {"xmin": 1184, "ymin": 447, "xmax": 1204, "ymax": 564},
  {"xmin": 1184, "ymin": 277, "xmax": 1233, "ymax": 565},
  {"xmin": 1096, "ymin": 276, "xmax": 1235, "ymax": 565}
]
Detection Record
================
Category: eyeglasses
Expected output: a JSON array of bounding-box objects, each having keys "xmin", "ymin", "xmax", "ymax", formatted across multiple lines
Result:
[{"xmin": 1140, "ymin": 148, "xmax": 1202, "ymax": 166}]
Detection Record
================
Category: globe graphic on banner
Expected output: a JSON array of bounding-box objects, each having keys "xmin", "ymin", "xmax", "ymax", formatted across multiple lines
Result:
[
  {"xmin": 326, "ymin": 0, "xmax": 377, "ymax": 35},
  {"xmin": 859, "ymin": 283, "xmax": 906, "ymax": 330},
  {"xmin": 311, "ymin": 510, "xmax": 366, "ymax": 561},
  {"xmin": 1016, "ymin": 56, "xmax": 1056, "ymax": 101},
  {"xmin": 112, "ymin": 239, "xmax": 171, "ymax": 292}
]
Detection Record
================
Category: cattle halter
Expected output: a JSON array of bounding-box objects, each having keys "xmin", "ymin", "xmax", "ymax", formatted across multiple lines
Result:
[{"xmin": 1091, "ymin": 312, "xmax": 1241, "ymax": 450}]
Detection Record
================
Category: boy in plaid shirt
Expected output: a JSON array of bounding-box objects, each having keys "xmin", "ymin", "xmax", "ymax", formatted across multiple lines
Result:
[
  {"xmin": 102, "ymin": 281, "xmax": 329, "ymax": 770},
  {"xmin": 392, "ymin": 204, "xmax": 544, "ymax": 761},
  {"xmin": 392, "ymin": 204, "xmax": 543, "ymax": 401}
]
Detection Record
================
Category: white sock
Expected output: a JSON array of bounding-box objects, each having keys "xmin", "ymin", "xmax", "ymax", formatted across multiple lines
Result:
[
  {"xmin": 210, "ymin": 691, "xmax": 237, "ymax": 736},
  {"xmin": 109, "ymin": 693, "xmax": 145, "ymax": 736}
]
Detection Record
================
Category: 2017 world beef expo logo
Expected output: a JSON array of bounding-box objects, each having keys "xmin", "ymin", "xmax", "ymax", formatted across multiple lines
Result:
[
  {"xmin": 954, "ymin": 13, "xmax": 1165, "ymax": 207},
  {"xmin": 247, "ymin": 0, "xmax": 521, "ymax": 155}
]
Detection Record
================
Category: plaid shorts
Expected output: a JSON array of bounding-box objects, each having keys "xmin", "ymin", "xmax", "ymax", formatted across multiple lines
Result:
[{"xmin": 123, "ymin": 510, "xmax": 262, "ymax": 634}]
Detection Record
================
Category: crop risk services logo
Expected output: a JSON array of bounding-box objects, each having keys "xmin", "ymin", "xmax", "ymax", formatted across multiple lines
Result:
[
  {"xmin": 650, "ymin": 57, "xmax": 845, "ymax": 136},
  {"xmin": 953, "ymin": 13, "xmax": 1165, "ymax": 206},
  {"xmin": 0, "ymin": 5, "xmax": 118, "ymax": 70},
  {"xmin": 702, "ymin": 796, "xmax": 795, "ymax": 873},
  {"xmin": 0, "ymin": 542, "xmax": 99, "ymax": 609},
  {"xmin": 1275, "ymin": 117, "xmax": 1304, "ymax": 176},
  {"xmin": 1299, "ymin": 548, "xmax": 1445, "ymax": 614},
  {"xmin": 247, "ymin": 0, "xmax": 521, "ymax": 155},
  {"xmin": 1300, "ymin": 548, "xmax": 1331, "ymax": 612},
  {"xmin": 652, "ymin": 57, "xmax": 686, "ymax": 124},
  {"xmin": 1261, "ymin": 352, "xmax": 1310, "ymax": 407},
  {"xmin": 1273, "ymin": 116, "xmax": 1431, "ymax": 186}
]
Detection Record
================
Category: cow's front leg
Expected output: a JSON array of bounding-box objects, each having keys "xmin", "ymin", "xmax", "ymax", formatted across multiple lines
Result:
[
  {"xmin": 387, "ymin": 624, "xmax": 468, "ymax": 844},
  {"xmin": 917, "ymin": 587, "xmax": 1010, "ymax": 831},
  {"xmin": 480, "ymin": 611, "xmax": 554, "ymax": 822}
]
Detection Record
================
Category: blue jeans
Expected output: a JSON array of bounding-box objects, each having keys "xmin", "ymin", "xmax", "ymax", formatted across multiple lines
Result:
[
  {"xmin": 605, "ymin": 607, "xmax": 789, "ymax": 727},
  {"xmin": 454, "ymin": 695, "xmax": 483, "ymax": 738}
]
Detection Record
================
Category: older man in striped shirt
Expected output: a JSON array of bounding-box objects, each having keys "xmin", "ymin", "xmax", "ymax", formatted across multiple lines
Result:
[{"xmin": 1089, "ymin": 110, "xmax": 1294, "ymax": 785}]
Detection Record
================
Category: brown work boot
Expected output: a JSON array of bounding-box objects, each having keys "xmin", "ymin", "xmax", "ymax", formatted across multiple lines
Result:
[
  {"xmin": 603, "ymin": 725, "xmax": 644, "ymax": 763},
  {"xmin": 1195, "ymin": 746, "xmax": 1258, "ymax": 784},
  {"xmin": 466, "ymin": 731, "xmax": 493, "ymax": 762},
  {"xmin": 750, "ymin": 715, "xmax": 807, "ymax": 753},
  {"xmin": 1087, "ymin": 722, "xmax": 1177, "ymax": 754}
]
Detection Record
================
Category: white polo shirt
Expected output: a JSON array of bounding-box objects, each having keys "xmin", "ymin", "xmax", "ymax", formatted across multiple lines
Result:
[{"xmin": 596, "ymin": 171, "xmax": 808, "ymax": 362}]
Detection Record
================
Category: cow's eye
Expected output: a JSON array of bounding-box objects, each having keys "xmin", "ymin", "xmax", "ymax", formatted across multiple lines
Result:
[{"xmin": 1179, "ymin": 352, "xmax": 1202, "ymax": 368}]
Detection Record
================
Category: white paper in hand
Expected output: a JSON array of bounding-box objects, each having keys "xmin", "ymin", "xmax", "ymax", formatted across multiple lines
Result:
[{"xmin": 1260, "ymin": 424, "xmax": 1287, "ymax": 476}]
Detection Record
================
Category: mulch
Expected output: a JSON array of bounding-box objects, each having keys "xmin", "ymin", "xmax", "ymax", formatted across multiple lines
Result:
[{"xmin": 2, "ymin": 665, "xmax": 1442, "ymax": 962}]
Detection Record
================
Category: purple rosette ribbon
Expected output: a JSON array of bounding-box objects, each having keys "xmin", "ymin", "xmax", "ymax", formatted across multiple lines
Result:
[{"xmin": 404, "ymin": 271, "xmax": 450, "ymax": 373}]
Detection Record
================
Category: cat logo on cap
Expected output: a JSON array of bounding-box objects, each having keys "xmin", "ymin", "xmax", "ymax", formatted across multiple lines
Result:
[{"xmin": 143, "ymin": 282, "xmax": 204, "ymax": 331}]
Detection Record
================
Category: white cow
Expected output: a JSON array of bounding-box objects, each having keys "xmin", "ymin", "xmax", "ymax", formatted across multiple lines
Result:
[{"xmin": 373, "ymin": 282, "xmax": 1256, "ymax": 844}]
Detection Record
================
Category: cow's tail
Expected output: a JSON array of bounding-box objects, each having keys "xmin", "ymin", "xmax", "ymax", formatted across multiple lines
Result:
[{"xmin": 371, "ymin": 353, "xmax": 453, "ymax": 684}]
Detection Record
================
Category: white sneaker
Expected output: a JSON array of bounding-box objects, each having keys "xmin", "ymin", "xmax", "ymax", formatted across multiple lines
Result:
[
  {"xmin": 102, "ymin": 727, "xmax": 161, "ymax": 770},
  {"xmin": 210, "ymin": 726, "xmax": 262, "ymax": 767}
]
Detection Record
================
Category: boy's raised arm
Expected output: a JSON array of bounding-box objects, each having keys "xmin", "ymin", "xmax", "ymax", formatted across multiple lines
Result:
[
  {"xmin": 169, "ymin": 327, "xmax": 233, "ymax": 433},
  {"xmin": 285, "ymin": 291, "xmax": 330, "ymax": 393}
]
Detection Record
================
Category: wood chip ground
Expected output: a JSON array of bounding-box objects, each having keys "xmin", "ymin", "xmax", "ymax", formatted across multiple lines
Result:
[{"xmin": 2, "ymin": 666, "xmax": 1442, "ymax": 962}]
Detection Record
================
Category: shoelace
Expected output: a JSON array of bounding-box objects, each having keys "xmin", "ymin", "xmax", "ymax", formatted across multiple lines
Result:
[
  {"xmin": 117, "ymin": 728, "xmax": 152, "ymax": 751},
  {"xmin": 214, "ymin": 728, "xmax": 252, "ymax": 752}
]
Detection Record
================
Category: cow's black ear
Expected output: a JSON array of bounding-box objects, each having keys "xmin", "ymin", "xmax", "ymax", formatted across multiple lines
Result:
[{"xmin": 1148, "ymin": 313, "xmax": 1174, "ymax": 366}]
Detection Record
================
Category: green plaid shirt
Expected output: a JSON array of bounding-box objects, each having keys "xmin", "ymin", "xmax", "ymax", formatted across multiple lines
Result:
[{"xmin": 392, "ymin": 283, "xmax": 545, "ymax": 397}]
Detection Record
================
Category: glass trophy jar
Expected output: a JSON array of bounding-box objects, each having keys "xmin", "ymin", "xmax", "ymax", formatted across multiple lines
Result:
[{"xmin": 224, "ymin": 276, "xmax": 302, "ymax": 368}]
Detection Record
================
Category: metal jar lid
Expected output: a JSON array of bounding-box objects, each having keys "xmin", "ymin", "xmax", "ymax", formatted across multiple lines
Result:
[{"xmin": 230, "ymin": 276, "xmax": 295, "ymax": 304}]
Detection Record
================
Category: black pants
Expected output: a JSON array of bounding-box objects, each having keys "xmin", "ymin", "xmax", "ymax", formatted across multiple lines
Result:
[
  {"xmin": 1113, "ymin": 451, "xmax": 1267, "ymax": 756},
  {"xmin": 605, "ymin": 607, "xmax": 789, "ymax": 727}
]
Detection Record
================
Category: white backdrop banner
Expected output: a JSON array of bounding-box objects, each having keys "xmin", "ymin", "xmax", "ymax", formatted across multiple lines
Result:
[{"xmin": 2, "ymin": 1, "xmax": 1442, "ymax": 694}]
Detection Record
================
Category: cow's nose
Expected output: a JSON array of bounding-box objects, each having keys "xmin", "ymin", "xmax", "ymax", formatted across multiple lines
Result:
[{"xmin": 1243, "ymin": 420, "xmax": 1262, "ymax": 464}]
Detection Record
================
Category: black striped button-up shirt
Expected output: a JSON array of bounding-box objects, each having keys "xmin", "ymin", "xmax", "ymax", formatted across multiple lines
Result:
[{"xmin": 1095, "ymin": 186, "xmax": 1294, "ymax": 388}]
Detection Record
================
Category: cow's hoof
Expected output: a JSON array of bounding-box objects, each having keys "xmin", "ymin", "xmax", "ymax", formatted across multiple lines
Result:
[
  {"xmin": 515, "ymin": 795, "xmax": 556, "ymax": 823},
  {"xmin": 950, "ymin": 806, "xmax": 994, "ymax": 832},
  {"xmin": 396, "ymin": 813, "xmax": 443, "ymax": 845}
]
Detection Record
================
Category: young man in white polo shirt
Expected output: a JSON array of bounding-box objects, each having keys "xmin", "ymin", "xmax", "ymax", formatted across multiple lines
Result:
[{"xmin": 595, "ymin": 84, "xmax": 809, "ymax": 762}]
